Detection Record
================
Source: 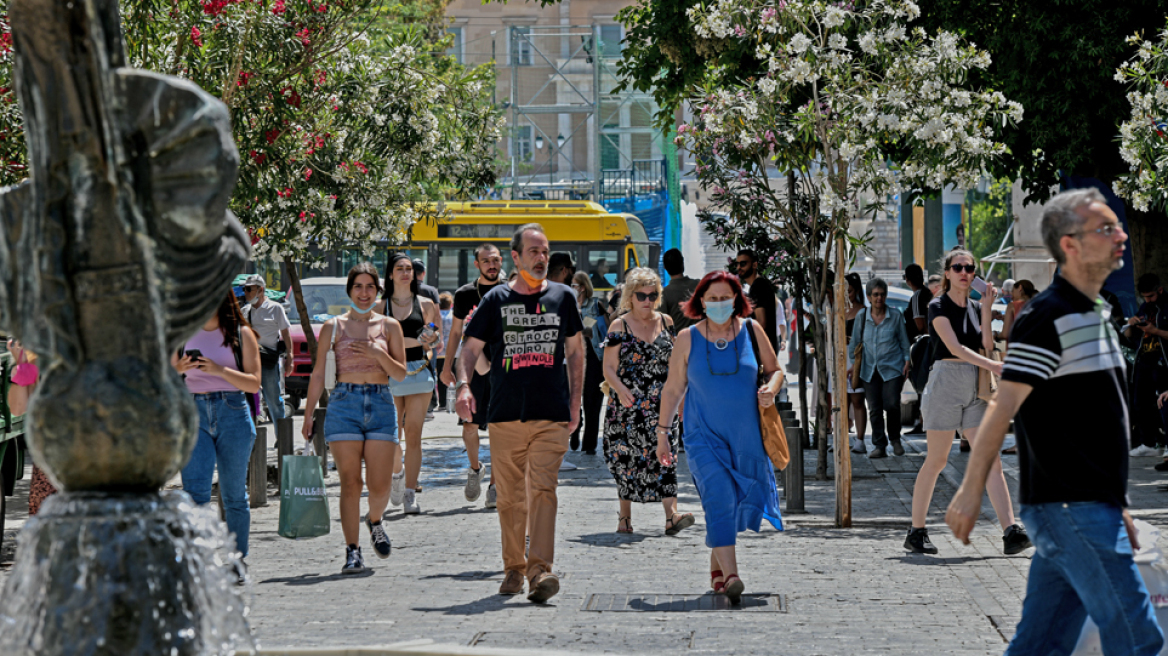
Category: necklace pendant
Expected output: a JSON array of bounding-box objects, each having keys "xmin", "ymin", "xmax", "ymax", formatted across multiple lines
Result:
[{"xmin": 714, "ymin": 338, "xmax": 729, "ymax": 350}]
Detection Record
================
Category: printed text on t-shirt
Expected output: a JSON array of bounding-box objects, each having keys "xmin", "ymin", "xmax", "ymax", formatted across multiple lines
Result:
[{"xmin": 502, "ymin": 303, "xmax": 561, "ymax": 368}]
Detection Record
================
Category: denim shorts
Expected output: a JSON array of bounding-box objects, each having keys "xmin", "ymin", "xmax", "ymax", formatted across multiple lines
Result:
[
  {"xmin": 324, "ymin": 383, "xmax": 398, "ymax": 443},
  {"xmin": 386, "ymin": 359, "xmax": 436, "ymax": 397}
]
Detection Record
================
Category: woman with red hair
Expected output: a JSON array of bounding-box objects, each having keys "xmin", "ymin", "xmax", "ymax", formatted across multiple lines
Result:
[{"xmin": 657, "ymin": 271, "xmax": 784, "ymax": 604}]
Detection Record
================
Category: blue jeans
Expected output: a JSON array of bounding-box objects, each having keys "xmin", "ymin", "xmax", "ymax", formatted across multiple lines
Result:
[
  {"xmin": 182, "ymin": 392, "xmax": 257, "ymax": 557},
  {"xmin": 1007, "ymin": 502, "xmax": 1163, "ymax": 656},
  {"xmin": 260, "ymin": 362, "xmax": 285, "ymax": 422}
]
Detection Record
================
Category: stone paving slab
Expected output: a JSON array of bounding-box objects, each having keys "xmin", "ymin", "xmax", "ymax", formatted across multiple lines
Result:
[{"xmin": 6, "ymin": 379, "xmax": 1168, "ymax": 655}]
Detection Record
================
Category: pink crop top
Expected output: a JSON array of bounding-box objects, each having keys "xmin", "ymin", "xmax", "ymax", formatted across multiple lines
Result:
[
  {"xmin": 333, "ymin": 319, "xmax": 389, "ymax": 375},
  {"xmin": 184, "ymin": 328, "xmax": 240, "ymax": 393}
]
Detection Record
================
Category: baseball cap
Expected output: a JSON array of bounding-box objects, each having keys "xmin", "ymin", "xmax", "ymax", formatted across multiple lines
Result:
[{"xmin": 243, "ymin": 274, "xmax": 265, "ymax": 288}]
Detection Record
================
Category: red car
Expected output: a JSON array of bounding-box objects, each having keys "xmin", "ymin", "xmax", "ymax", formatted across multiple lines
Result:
[{"xmin": 284, "ymin": 277, "xmax": 353, "ymax": 411}]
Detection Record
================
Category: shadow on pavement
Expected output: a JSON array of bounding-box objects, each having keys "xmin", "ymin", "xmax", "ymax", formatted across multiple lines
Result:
[
  {"xmin": 259, "ymin": 569, "xmax": 377, "ymax": 585},
  {"xmin": 885, "ymin": 554, "xmax": 1017, "ymax": 566},
  {"xmin": 420, "ymin": 570, "xmax": 503, "ymax": 581},
  {"xmin": 566, "ymin": 531, "xmax": 650, "ymax": 548},
  {"xmin": 383, "ymin": 506, "xmax": 496, "ymax": 521},
  {"xmin": 412, "ymin": 594, "xmax": 557, "ymax": 615}
]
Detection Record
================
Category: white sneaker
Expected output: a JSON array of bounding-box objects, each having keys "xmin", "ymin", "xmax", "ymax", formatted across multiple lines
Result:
[
  {"xmin": 1130, "ymin": 445, "xmax": 1161, "ymax": 457},
  {"xmin": 484, "ymin": 484, "xmax": 497, "ymax": 509},
  {"xmin": 390, "ymin": 471, "xmax": 406, "ymax": 506},
  {"xmin": 403, "ymin": 488, "xmax": 421, "ymax": 515},
  {"xmin": 559, "ymin": 459, "xmax": 578, "ymax": 471},
  {"xmin": 465, "ymin": 465, "xmax": 486, "ymax": 502}
]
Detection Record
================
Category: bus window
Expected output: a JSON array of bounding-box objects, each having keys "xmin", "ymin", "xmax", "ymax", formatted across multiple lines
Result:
[
  {"xmin": 585, "ymin": 248, "xmax": 619, "ymax": 290},
  {"xmin": 625, "ymin": 245, "xmax": 639, "ymax": 270},
  {"xmin": 340, "ymin": 249, "xmax": 388, "ymax": 280}
]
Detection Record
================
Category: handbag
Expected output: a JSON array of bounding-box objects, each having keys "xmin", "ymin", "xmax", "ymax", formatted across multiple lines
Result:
[
  {"xmin": 850, "ymin": 308, "xmax": 865, "ymax": 389},
  {"xmin": 278, "ymin": 440, "xmax": 331, "ymax": 539},
  {"xmin": 324, "ymin": 318, "xmax": 338, "ymax": 391},
  {"xmin": 908, "ymin": 335, "xmax": 935, "ymax": 394},
  {"xmin": 978, "ymin": 347, "xmax": 1001, "ymax": 401},
  {"xmin": 746, "ymin": 319, "xmax": 790, "ymax": 470}
]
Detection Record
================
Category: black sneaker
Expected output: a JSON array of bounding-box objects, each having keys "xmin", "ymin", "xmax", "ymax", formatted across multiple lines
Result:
[
  {"xmin": 868, "ymin": 447, "xmax": 888, "ymax": 459},
  {"xmin": 891, "ymin": 440, "xmax": 905, "ymax": 456},
  {"xmin": 365, "ymin": 515, "xmax": 392, "ymax": 559},
  {"xmin": 1003, "ymin": 524, "xmax": 1033, "ymax": 555},
  {"xmin": 342, "ymin": 545, "xmax": 367, "ymax": 574},
  {"xmin": 904, "ymin": 527, "xmax": 938, "ymax": 554}
]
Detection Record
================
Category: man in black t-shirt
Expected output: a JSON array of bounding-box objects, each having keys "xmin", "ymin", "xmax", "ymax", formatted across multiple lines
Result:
[
  {"xmin": 735, "ymin": 249, "xmax": 781, "ymax": 351},
  {"xmin": 1124, "ymin": 273, "xmax": 1168, "ymax": 454},
  {"xmin": 947, "ymin": 189, "xmax": 1163, "ymax": 654},
  {"xmin": 903, "ymin": 263, "xmax": 932, "ymax": 341},
  {"xmin": 440, "ymin": 244, "xmax": 503, "ymax": 506},
  {"xmin": 458, "ymin": 223, "xmax": 584, "ymax": 605}
]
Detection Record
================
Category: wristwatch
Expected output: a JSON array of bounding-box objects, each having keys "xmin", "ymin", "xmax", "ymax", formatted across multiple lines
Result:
[{"xmin": 455, "ymin": 379, "xmax": 470, "ymax": 392}]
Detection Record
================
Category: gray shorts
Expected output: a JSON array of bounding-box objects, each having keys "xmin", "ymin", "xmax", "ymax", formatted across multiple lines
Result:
[{"xmin": 921, "ymin": 360, "xmax": 986, "ymax": 431}]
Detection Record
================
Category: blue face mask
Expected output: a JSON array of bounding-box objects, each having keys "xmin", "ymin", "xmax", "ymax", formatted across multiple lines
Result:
[
  {"xmin": 705, "ymin": 299, "xmax": 735, "ymax": 324},
  {"xmin": 350, "ymin": 301, "xmax": 374, "ymax": 314}
]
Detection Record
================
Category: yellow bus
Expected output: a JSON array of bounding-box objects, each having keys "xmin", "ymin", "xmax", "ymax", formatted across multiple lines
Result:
[{"xmin": 339, "ymin": 201, "xmax": 659, "ymax": 293}]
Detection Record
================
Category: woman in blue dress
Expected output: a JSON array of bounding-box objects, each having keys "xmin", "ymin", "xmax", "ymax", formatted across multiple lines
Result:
[{"xmin": 657, "ymin": 271, "xmax": 784, "ymax": 604}]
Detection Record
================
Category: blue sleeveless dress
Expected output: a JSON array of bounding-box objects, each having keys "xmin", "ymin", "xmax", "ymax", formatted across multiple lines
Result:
[{"xmin": 685, "ymin": 323, "xmax": 783, "ymax": 548}]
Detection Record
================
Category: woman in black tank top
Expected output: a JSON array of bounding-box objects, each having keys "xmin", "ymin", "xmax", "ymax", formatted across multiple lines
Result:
[{"xmin": 382, "ymin": 253, "xmax": 441, "ymax": 514}]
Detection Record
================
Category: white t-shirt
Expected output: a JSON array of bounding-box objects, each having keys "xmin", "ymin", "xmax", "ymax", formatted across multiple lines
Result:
[
  {"xmin": 774, "ymin": 294, "xmax": 787, "ymax": 333},
  {"xmin": 243, "ymin": 298, "xmax": 291, "ymax": 349}
]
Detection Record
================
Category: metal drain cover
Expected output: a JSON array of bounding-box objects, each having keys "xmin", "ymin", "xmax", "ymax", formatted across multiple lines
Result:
[{"xmin": 583, "ymin": 593, "xmax": 786, "ymax": 612}]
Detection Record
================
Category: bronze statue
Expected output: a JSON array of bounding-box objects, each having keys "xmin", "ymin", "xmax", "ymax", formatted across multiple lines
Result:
[{"xmin": 0, "ymin": 0, "xmax": 253, "ymax": 653}]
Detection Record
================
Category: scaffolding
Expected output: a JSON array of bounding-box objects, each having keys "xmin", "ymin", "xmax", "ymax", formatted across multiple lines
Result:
[{"xmin": 460, "ymin": 24, "xmax": 680, "ymax": 264}]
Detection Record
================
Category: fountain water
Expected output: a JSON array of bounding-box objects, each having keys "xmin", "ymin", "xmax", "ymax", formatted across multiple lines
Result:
[{"xmin": 0, "ymin": 0, "xmax": 254, "ymax": 653}]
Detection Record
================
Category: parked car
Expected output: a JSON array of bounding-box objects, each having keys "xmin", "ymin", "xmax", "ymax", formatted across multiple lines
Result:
[{"xmin": 284, "ymin": 277, "xmax": 354, "ymax": 410}]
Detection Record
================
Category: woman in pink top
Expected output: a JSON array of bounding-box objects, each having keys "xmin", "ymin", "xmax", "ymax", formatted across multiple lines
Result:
[
  {"xmin": 171, "ymin": 290, "xmax": 261, "ymax": 584},
  {"xmin": 303, "ymin": 263, "xmax": 407, "ymax": 574}
]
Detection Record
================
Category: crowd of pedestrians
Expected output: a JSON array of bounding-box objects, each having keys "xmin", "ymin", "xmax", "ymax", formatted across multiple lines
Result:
[{"xmin": 12, "ymin": 184, "xmax": 1168, "ymax": 647}]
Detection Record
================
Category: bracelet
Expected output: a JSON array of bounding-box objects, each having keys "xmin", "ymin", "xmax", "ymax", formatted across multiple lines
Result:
[{"xmin": 655, "ymin": 425, "xmax": 670, "ymax": 432}]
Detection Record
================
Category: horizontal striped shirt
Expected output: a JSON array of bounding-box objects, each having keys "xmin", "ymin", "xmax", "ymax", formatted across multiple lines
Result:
[{"xmin": 1001, "ymin": 273, "xmax": 1130, "ymax": 508}]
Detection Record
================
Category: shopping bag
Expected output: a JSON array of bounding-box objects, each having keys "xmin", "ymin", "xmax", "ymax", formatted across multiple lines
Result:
[{"xmin": 278, "ymin": 441, "xmax": 331, "ymax": 539}]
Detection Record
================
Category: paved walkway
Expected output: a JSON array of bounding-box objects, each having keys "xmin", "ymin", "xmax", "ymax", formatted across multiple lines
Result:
[{"xmin": 5, "ymin": 380, "xmax": 1168, "ymax": 655}]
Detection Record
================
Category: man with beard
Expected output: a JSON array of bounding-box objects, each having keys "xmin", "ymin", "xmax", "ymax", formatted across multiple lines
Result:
[
  {"xmin": 735, "ymin": 249, "xmax": 781, "ymax": 352},
  {"xmin": 947, "ymin": 188, "xmax": 1163, "ymax": 655},
  {"xmin": 458, "ymin": 223, "xmax": 584, "ymax": 603},
  {"xmin": 441, "ymin": 243, "xmax": 504, "ymax": 506}
]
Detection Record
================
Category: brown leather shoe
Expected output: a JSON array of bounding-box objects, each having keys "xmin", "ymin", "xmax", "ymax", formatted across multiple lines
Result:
[
  {"xmin": 526, "ymin": 572, "xmax": 560, "ymax": 603},
  {"xmin": 498, "ymin": 570, "xmax": 524, "ymax": 595}
]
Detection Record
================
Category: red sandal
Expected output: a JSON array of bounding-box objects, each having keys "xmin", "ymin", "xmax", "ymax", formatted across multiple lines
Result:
[
  {"xmin": 723, "ymin": 574, "xmax": 745, "ymax": 604},
  {"xmin": 710, "ymin": 569, "xmax": 725, "ymax": 593}
]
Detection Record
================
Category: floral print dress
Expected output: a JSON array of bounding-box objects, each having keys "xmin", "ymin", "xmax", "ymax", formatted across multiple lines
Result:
[{"xmin": 602, "ymin": 316, "xmax": 679, "ymax": 502}]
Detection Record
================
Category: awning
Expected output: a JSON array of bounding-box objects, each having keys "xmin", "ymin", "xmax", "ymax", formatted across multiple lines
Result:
[{"xmin": 980, "ymin": 246, "xmax": 1055, "ymax": 265}]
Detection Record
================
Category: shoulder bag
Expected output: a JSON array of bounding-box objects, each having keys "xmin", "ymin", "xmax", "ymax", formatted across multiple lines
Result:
[
  {"xmin": 850, "ymin": 309, "xmax": 865, "ymax": 389},
  {"xmin": 978, "ymin": 347, "xmax": 1001, "ymax": 401},
  {"xmin": 746, "ymin": 319, "xmax": 790, "ymax": 471},
  {"xmin": 324, "ymin": 318, "xmax": 338, "ymax": 391}
]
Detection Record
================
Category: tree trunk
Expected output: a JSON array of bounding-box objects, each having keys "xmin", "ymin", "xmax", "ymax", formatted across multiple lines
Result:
[
  {"xmin": 832, "ymin": 233, "xmax": 852, "ymax": 528},
  {"xmin": 284, "ymin": 256, "xmax": 318, "ymax": 363}
]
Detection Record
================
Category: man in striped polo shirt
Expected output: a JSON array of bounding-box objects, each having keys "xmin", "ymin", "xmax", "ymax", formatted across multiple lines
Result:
[{"xmin": 946, "ymin": 188, "xmax": 1163, "ymax": 655}]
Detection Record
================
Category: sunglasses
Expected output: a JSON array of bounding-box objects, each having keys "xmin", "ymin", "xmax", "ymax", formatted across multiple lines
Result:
[
  {"xmin": 949, "ymin": 264, "xmax": 976, "ymax": 273},
  {"xmin": 634, "ymin": 291, "xmax": 659, "ymax": 303},
  {"xmin": 243, "ymin": 285, "xmax": 258, "ymax": 291}
]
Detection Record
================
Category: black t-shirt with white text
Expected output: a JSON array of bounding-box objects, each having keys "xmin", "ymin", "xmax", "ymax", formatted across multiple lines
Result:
[
  {"xmin": 463, "ymin": 281, "xmax": 584, "ymax": 424},
  {"xmin": 1001, "ymin": 273, "xmax": 1130, "ymax": 507}
]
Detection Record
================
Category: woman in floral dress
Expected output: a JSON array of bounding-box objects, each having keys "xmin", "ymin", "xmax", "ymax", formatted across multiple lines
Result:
[{"xmin": 602, "ymin": 268, "xmax": 695, "ymax": 536}]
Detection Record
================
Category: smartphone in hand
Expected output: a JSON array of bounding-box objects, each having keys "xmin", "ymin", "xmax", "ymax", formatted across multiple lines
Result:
[
  {"xmin": 184, "ymin": 349, "xmax": 204, "ymax": 360},
  {"xmin": 971, "ymin": 277, "xmax": 988, "ymax": 295}
]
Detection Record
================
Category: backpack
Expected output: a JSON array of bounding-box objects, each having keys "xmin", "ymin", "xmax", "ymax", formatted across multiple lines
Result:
[{"xmin": 908, "ymin": 334, "xmax": 935, "ymax": 394}]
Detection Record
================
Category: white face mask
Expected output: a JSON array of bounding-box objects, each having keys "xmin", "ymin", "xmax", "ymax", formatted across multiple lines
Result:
[{"xmin": 251, "ymin": 293, "xmax": 263, "ymax": 307}]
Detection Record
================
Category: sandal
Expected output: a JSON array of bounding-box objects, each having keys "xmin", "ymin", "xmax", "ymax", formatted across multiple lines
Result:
[
  {"xmin": 710, "ymin": 569, "xmax": 725, "ymax": 593},
  {"xmin": 723, "ymin": 574, "xmax": 745, "ymax": 604},
  {"xmin": 616, "ymin": 515, "xmax": 633, "ymax": 534},
  {"xmin": 665, "ymin": 512, "xmax": 695, "ymax": 536}
]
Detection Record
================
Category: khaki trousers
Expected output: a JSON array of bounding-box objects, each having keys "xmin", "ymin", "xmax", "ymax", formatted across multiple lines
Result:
[{"xmin": 488, "ymin": 419, "xmax": 569, "ymax": 582}]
